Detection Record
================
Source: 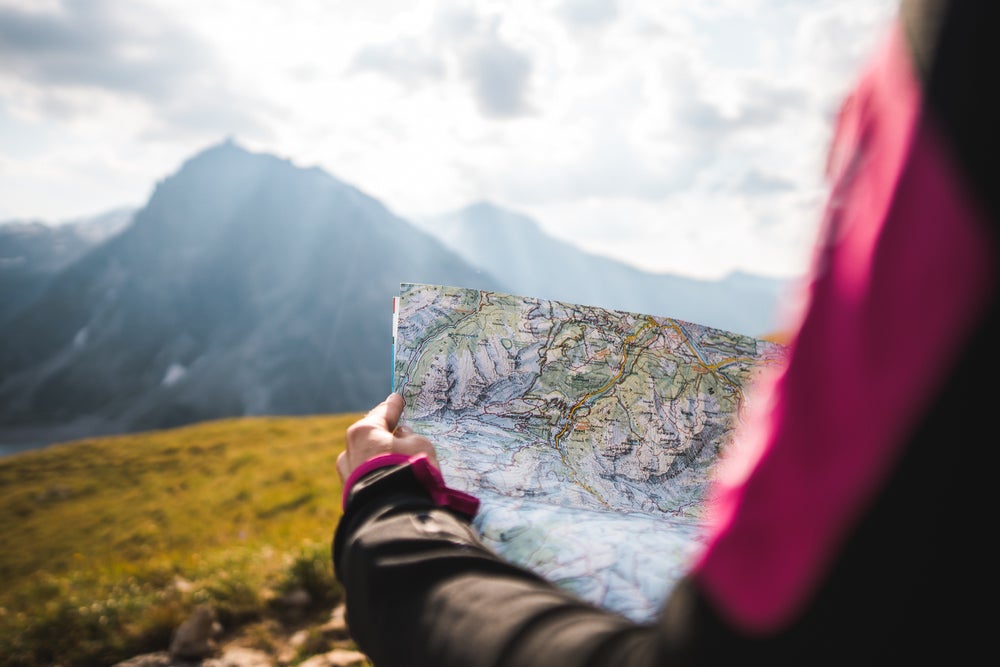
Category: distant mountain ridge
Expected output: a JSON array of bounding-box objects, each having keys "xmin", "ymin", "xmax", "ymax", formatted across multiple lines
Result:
[
  {"xmin": 0, "ymin": 140, "xmax": 791, "ymax": 452},
  {"xmin": 414, "ymin": 201, "xmax": 791, "ymax": 336},
  {"xmin": 0, "ymin": 207, "xmax": 134, "ymax": 325}
]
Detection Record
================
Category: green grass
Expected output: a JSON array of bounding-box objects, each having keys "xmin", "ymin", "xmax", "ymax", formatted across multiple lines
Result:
[{"xmin": 0, "ymin": 413, "xmax": 362, "ymax": 667}]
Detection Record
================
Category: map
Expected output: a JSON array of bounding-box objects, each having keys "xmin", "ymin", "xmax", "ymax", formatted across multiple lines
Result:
[{"xmin": 393, "ymin": 283, "xmax": 788, "ymax": 622}]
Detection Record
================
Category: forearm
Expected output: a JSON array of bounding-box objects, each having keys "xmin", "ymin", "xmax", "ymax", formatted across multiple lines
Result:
[{"xmin": 332, "ymin": 464, "xmax": 665, "ymax": 667}]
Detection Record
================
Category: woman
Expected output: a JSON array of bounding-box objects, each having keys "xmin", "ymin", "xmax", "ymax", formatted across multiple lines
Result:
[{"xmin": 332, "ymin": 1, "xmax": 997, "ymax": 663}]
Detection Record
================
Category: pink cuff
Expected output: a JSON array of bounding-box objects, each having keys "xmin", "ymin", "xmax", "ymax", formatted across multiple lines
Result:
[{"xmin": 341, "ymin": 452, "xmax": 480, "ymax": 517}]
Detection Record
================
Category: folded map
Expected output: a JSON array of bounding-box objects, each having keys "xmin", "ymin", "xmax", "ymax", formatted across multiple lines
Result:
[{"xmin": 392, "ymin": 282, "xmax": 788, "ymax": 622}]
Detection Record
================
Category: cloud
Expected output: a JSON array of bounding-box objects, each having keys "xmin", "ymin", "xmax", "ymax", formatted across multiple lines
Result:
[
  {"xmin": 460, "ymin": 32, "xmax": 534, "ymax": 118},
  {"xmin": 0, "ymin": 0, "xmax": 900, "ymax": 280},
  {"xmin": 794, "ymin": 2, "xmax": 896, "ymax": 93},
  {"xmin": 349, "ymin": 39, "xmax": 446, "ymax": 85},
  {"xmin": 349, "ymin": 5, "xmax": 536, "ymax": 120},
  {"xmin": 0, "ymin": 0, "xmax": 269, "ymax": 138},
  {"xmin": 0, "ymin": 0, "xmax": 207, "ymax": 99},
  {"xmin": 733, "ymin": 169, "xmax": 796, "ymax": 196},
  {"xmin": 558, "ymin": 0, "xmax": 619, "ymax": 28},
  {"xmin": 432, "ymin": 5, "xmax": 480, "ymax": 41}
]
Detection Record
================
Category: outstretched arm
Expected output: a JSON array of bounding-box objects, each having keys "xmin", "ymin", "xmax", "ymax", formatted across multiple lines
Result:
[{"xmin": 332, "ymin": 393, "xmax": 673, "ymax": 667}]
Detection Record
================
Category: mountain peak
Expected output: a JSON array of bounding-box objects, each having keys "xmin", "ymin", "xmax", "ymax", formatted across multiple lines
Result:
[
  {"xmin": 180, "ymin": 137, "xmax": 258, "ymax": 170},
  {"xmin": 463, "ymin": 200, "xmax": 503, "ymax": 216},
  {"xmin": 456, "ymin": 201, "xmax": 541, "ymax": 232}
]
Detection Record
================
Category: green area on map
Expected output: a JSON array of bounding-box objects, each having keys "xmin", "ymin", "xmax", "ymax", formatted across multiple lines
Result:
[{"xmin": 393, "ymin": 282, "xmax": 787, "ymax": 621}]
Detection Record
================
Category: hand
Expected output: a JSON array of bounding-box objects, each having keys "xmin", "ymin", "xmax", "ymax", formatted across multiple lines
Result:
[{"xmin": 337, "ymin": 392, "xmax": 440, "ymax": 483}]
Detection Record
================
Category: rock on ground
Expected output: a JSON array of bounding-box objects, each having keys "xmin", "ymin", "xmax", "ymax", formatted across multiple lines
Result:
[
  {"xmin": 296, "ymin": 649, "xmax": 369, "ymax": 667},
  {"xmin": 113, "ymin": 646, "xmax": 274, "ymax": 667}
]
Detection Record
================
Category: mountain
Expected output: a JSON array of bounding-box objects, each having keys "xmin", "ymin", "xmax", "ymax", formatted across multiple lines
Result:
[
  {"xmin": 414, "ymin": 201, "xmax": 792, "ymax": 336},
  {"xmin": 0, "ymin": 207, "xmax": 133, "ymax": 325},
  {"xmin": 0, "ymin": 142, "xmax": 793, "ymax": 453},
  {"xmin": 0, "ymin": 140, "xmax": 501, "ymax": 449}
]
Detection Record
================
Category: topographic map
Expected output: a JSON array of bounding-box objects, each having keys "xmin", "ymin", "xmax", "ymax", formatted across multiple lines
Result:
[{"xmin": 393, "ymin": 283, "xmax": 788, "ymax": 622}]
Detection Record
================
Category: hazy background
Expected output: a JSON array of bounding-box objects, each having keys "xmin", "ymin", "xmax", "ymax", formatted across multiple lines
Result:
[{"xmin": 0, "ymin": 0, "xmax": 897, "ymax": 280}]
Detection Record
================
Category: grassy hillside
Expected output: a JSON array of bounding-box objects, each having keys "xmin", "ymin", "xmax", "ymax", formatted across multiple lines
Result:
[{"xmin": 0, "ymin": 413, "xmax": 362, "ymax": 667}]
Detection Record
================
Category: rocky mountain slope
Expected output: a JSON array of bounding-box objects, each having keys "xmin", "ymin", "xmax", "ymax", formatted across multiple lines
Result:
[{"xmin": 0, "ymin": 141, "xmax": 498, "ymax": 448}]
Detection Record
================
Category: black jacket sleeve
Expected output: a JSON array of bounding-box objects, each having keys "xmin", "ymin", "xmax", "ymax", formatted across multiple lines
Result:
[{"xmin": 332, "ymin": 464, "xmax": 675, "ymax": 667}]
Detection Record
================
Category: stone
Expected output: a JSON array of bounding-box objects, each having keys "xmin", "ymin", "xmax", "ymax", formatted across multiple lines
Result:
[
  {"xmin": 319, "ymin": 603, "xmax": 350, "ymax": 640},
  {"xmin": 169, "ymin": 605, "xmax": 223, "ymax": 661},
  {"xmin": 112, "ymin": 652, "xmax": 172, "ymax": 667},
  {"xmin": 296, "ymin": 649, "xmax": 369, "ymax": 667},
  {"xmin": 113, "ymin": 647, "xmax": 274, "ymax": 667},
  {"xmin": 203, "ymin": 647, "xmax": 274, "ymax": 666},
  {"xmin": 277, "ymin": 588, "xmax": 311, "ymax": 609}
]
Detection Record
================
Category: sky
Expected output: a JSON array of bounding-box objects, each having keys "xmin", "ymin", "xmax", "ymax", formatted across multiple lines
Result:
[{"xmin": 0, "ymin": 0, "xmax": 898, "ymax": 280}]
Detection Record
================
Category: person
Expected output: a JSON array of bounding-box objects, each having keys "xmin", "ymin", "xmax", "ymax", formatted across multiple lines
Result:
[{"xmin": 332, "ymin": 1, "xmax": 997, "ymax": 664}]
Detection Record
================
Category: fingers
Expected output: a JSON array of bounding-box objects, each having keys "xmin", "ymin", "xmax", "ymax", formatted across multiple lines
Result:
[
  {"xmin": 345, "ymin": 394, "xmax": 400, "ymax": 444},
  {"xmin": 382, "ymin": 392, "xmax": 405, "ymax": 431},
  {"xmin": 336, "ymin": 450, "xmax": 350, "ymax": 483},
  {"xmin": 359, "ymin": 392, "xmax": 403, "ymax": 432},
  {"xmin": 339, "ymin": 392, "xmax": 442, "ymax": 487},
  {"xmin": 340, "ymin": 393, "xmax": 413, "ymax": 481}
]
